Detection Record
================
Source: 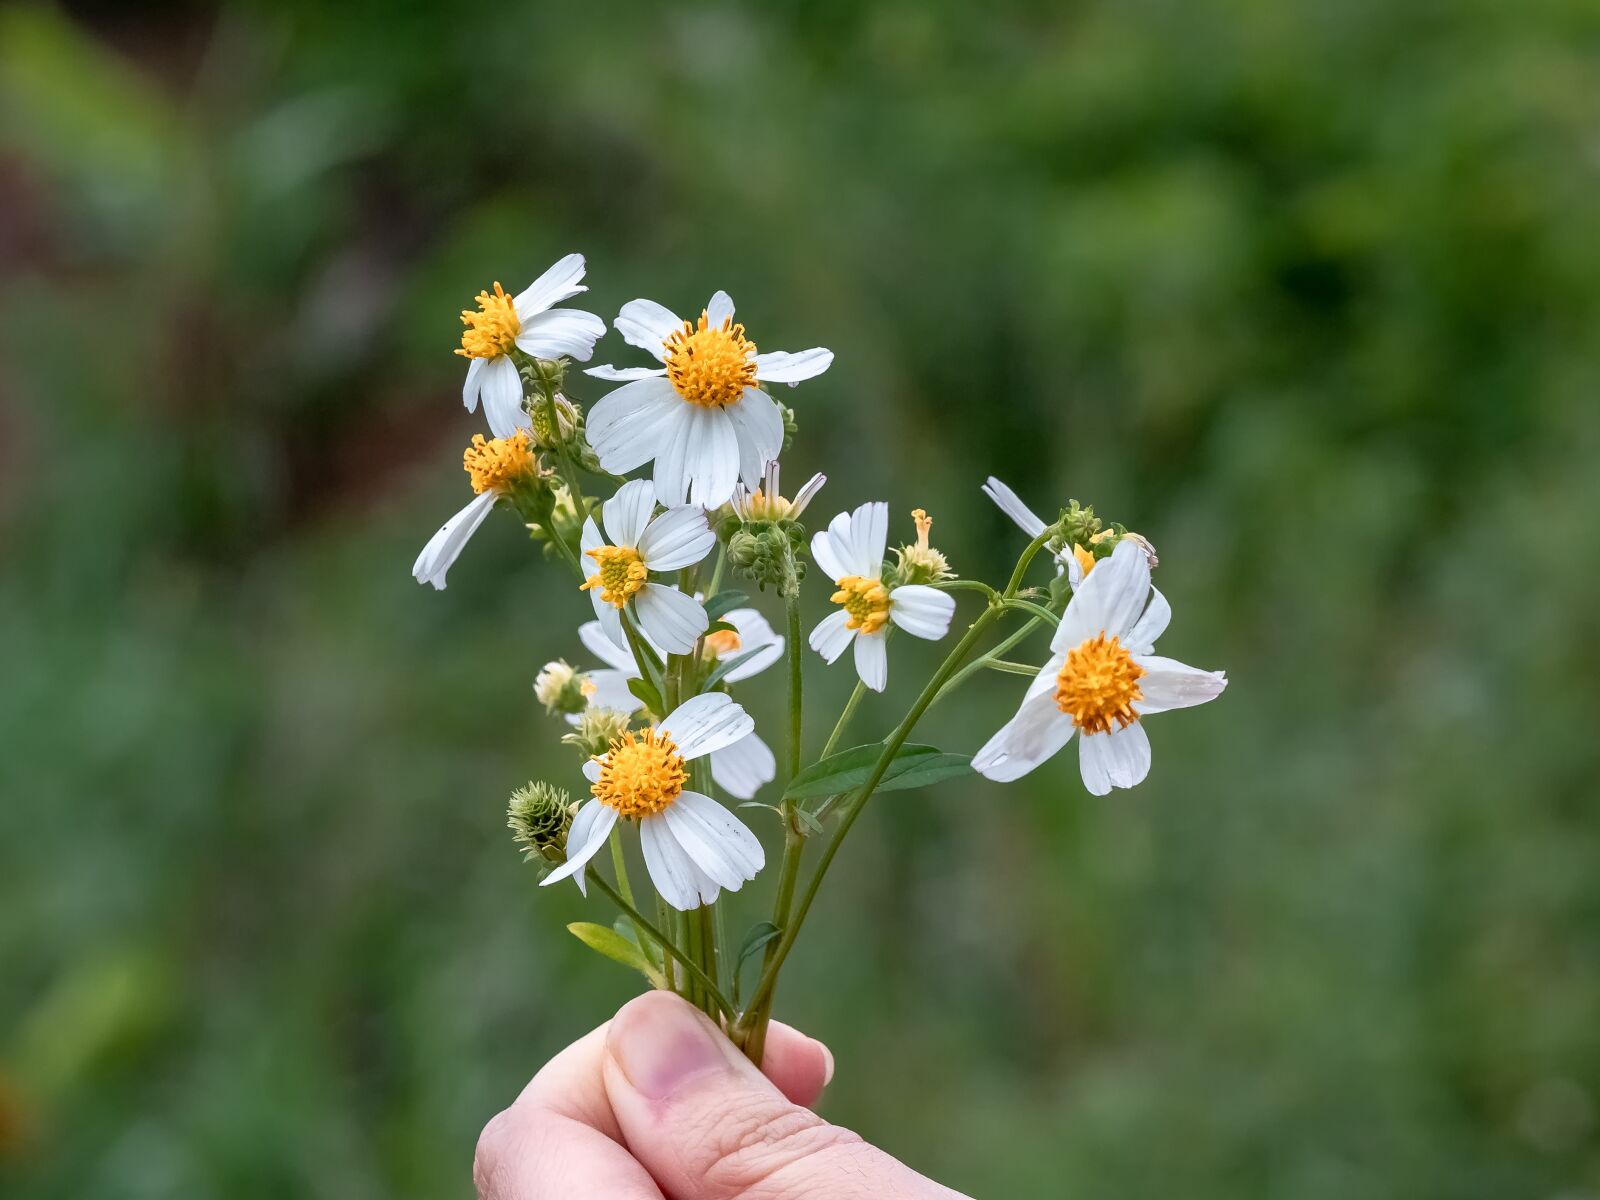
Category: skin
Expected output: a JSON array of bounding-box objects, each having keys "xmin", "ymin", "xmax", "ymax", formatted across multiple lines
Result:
[{"xmin": 474, "ymin": 991, "xmax": 969, "ymax": 1199}]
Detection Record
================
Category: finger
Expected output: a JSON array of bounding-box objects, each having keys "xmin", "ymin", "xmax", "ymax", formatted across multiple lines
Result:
[
  {"xmin": 509, "ymin": 1009, "xmax": 833, "ymax": 1136},
  {"xmin": 601, "ymin": 992, "xmax": 965, "ymax": 1200},
  {"xmin": 474, "ymin": 1107, "xmax": 664, "ymax": 1200}
]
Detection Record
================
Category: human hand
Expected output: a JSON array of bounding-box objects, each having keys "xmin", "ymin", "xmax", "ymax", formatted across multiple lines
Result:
[{"xmin": 474, "ymin": 991, "xmax": 969, "ymax": 1199}]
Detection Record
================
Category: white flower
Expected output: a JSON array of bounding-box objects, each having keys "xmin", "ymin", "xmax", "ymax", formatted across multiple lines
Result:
[
  {"xmin": 972, "ymin": 539, "xmax": 1226, "ymax": 794},
  {"xmin": 583, "ymin": 291, "xmax": 833, "ymax": 507},
  {"xmin": 576, "ymin": 610, "xmax": 783, "ymax": 799},
  {"xmin": 413, "ymin": 430, "xmax": 541, "ymax": 590},
  {"xmin": 731, "ymin": 460, "xmax": 827, "ymax": 523},
  {"xmin": 458, "ymin": 254, "xmax": 606, "ymax": 440},
  {"xmin": 807, "ymin": 502, "xmax": 957, "ymax": 692},
  {"xmin": 541, "ymin": 693, "xmax": 766, "ymax": 910},
  {"xmin": 982, "ymin": 475, "xmax": 1155, "ymax": 587},
  {"xmin": 581, "ymin": 479, "xmax": 716, "ymax": 655}
]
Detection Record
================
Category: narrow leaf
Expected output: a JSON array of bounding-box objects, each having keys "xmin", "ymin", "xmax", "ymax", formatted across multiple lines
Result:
[
  {"xmin": 703, "ymin": 590, "xmax": 751, "ymax": 621},
  {"xmin": 567, "ymin": 922, "xmax": 663, "ymax": 986},
  {"xmin": 733, "ymin": 921, "xmax": 781, "ymax": 1005},
  {"xmin": 782, "ymin": 743, "xmax": 975, "ymax": 801},
  {"xmin": 627, "ymin": 676, "xmax": 665, "ymax": 715},
  {"xmin": 704, "ymin": 646, "xmax": 767, "ymax": 688}
]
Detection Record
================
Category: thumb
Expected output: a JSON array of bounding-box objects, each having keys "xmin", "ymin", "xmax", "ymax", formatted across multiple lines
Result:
[{"xmin": 601, "ymin": 992, "xmax": 965, "ymax": 1200}]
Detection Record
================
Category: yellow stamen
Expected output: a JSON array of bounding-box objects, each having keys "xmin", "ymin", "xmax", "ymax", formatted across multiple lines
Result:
[
  {"xmin": 463, "ymin": 431, "xmax": 538, "ymax": 495},
  {"xmin": 1054, "ymin": 633, "xmax": 1145, "ymax": 735},
  {"xmin": 581, "ymin": 544, "xmax": 648, "ymax": 608},
  {"xmin": 663, "ymin": 310, "xmax": 758, "ymax": 409},
  {"xmin": 1071, "ymin": 530, "xmax": 1117, "ymax": 579},
  {"xmin": 704, "ymin": 628, "xmax": 743, "ymax": 658},
  {"xmin": 831, "ymin": 575, "xmax": 891, "ymax": 635},
  {"xmin": 456, "ymin": 281, "xmax": 521, "ymax": 359},
  {"xmin": 591, "ymin": 728, "xmax": 687, "ymax": 818},
  {"xmin": 911, "ymin": 508, "xmax": 933, "ymax": 549}
]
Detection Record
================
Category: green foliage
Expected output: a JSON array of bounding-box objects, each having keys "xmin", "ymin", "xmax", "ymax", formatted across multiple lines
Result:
[
  {"xmin": 782, "ymin": 744, "xmax": 976, "ymax": 802},
  {"xmin": 3, "ymin": 1, "xmax": 1600, "ymax": 1197}
]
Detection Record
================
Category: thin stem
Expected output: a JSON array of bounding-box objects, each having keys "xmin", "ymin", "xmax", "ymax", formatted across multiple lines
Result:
[
  {"xmin": 609, "ymin": 828, "xmax": 638, "ymax": 910},
  {"xmin": 657, "ymin": 896, "xmax": 676, "ymax": 992},
  {"xmin": 819, "ymin": 680, "xmax": 868, "ymax": 759},
  {"xmin": 736, "ymin": 598, "xmax": 1006, "ymax": 1042},
  {"xmin": 931, "ymin": 613, "xmax": 1045, "ymax": 707},
  {"xmin": 585, "ymin": 870, "xmax": 733, "ymax": 1019},
  {"xmin": 706, "ymin": 544, "xmax": 727, "ymax": 598},
  {"xmin": 986, "ymin": 658, "xmax": 1042, "ymax": 676},
  {"xmin": 1002, "ymin": 597, "xmax": 1058, "ymax": 624},
  {"xmin": 784, "ymin": 587, "xmax": 804, "ymax": 779}
]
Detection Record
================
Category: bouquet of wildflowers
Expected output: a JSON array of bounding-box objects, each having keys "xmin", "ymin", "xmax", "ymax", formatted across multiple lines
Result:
[{"xmin": 414, "ymin": 254, "xmax": 1227, "ymax": 1061}]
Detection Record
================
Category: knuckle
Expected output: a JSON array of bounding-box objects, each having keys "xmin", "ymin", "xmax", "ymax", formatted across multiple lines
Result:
[{"xmin": 698, "ymin": 1104, "xmax": 865, "ymax": 1197}]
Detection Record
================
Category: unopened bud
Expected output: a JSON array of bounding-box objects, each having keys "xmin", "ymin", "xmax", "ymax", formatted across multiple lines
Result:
[
  {"xmin": 534, "ymin": 659, "xmax": 592, "ymax": 716},
  {"xmin": 561, "ymin": 707, "xmax": 632, "ymax": 757},
  {"xmin": 527, "ymin": 393, "xmax": 579, "ymax": 449},
  {"xmin": 508, "ymin": 782, "xmax": 576, "ymax": 868}
]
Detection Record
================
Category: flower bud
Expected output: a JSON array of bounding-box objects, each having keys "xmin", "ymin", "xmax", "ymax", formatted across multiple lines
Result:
[
  {"xmin": 527, "ymin": 393, "xmax": 579, "ymax": 449},
  {"xmin": 561, "ymin": 707, "xmax": 633, "ymax": 757},
  {"xmin": 534, "ymin": 659, "xmax": 593, "ymax": 716},
  {"xmin": 508, "ymin": 782, "xmax": 576, "ymax": 868},
  {"xmin": 727, "ymin": 522, "xmax": 806, "ymax": 593}
]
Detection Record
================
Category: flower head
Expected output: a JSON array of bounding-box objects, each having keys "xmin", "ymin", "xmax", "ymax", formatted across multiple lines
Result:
[
  {"xmin": 460, "ymin": 254, "xmax": 606, "ymax": 440},
  {"xmin": 411, "ymin": 432, "xmax": 550, "ymax": 591},
  {"xmin": 541, "ymin": 693, "xmax": 766, "ymax": 909},
  {"xmin": 584, "ymin": 291, "xmax": 833, "ymax": 507},
  {"xmin": 972, "ymin": 539, "xmax": 1226, "ymax": 794},
  {"xmin": 534, "ymin": 659, "xmax": 593, "ymax": 715},
  {"xmin": 807, "ymin": 502, "xmax": 957, "ymax": 692},
  {"xmin": 580, "ymin": 479, "xmax": 716, "ymax": 655},
  {"xmin": 730, "ymin": 461, "xmax": 826, "ymax": 524},
  {"xmin": 981, "ymin": 476, "xmax": 1152, "ymax": 590},
  {"xmin": 892, "ymin": 508, "xmax": 954, "ymax": 585}
]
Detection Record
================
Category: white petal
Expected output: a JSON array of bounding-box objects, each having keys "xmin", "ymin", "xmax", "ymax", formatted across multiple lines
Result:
[
  {"xmin": 602, "ymin": 479, "xmax": 657, "ymax": 549},
  {"xmin": 1077, "ymin": 722, "xmax": 1152, "ymax": 795},
  {"xmin": 853, "ymin": 631, "xmax": 888, "ymax": 692},
  {"xmin": 658, "ymin": 691, "xmax": 753, "ymax": 760},
  {"xmin": 585, "ymin": 364, "xmax": 667, "ymax": 381},
  {"xmin": 586, "ymin": 377, "xmax": 681, "ymax": 475},
  {"xmin": 580, "ymin": 515, "xmax": 604, "ymax": 560},
  {"xmin": 972, "ymin": 689, "xmax": 1075, "ymax": 782},
  {"xmin": 663, "ymin": 790, "xmax": 765, "ymax": 889},
  {"xmin": 752, "ymin": 347, "xmax": 833, "ymax": 383},
  {"xmin": 849, "ymin": 502, "xmax": 889, "ymax": 577},
  {"xmin": 981, "ymin": 476, "xmax": 1048, "ymax": 538},
  {"xmin": 1126, "ymin": 588, "xmax": 1171, "ymax": 654},
  {"xmin": 639, "ymin": 815, "xmax": 713, "ymax": 910},
  {"xmin": 514, "ymin": 308, "xmax": 605, "ymax": 362},
  {"xmin": 724, "ymin": 387, "xmax": 784, "ymax": 488},
  {"xmin": 1132, "ymin": 656, "xmax": 1227, "ymax": 715},
  {"xmin": 586, "ymin": 670, "xmax": 643, "ymax": 712},
  {"xmin": 808, "ymin": 609, "xmax": 856, "ymax": 663},
  {"xmin": 591, "ymin": 593, "xmax": 625, "ymax": 651},
  {"xmin": 614, "ymin": 298, "xmax": 684, "ymax": 362},
  {"xmin": 582, "ymin": 758, "xmax": 603, "ymax": 782},
  {"xmin": 888, "ymin": 584, "xmax": 955, "ymax": 640},
  {"xmin": 709, "ymin": 732, "xmax": 776, "ymax": 799},
  {"xmin": 810, "ymin": 521, "xmax": 852, "ymax": 584},
  {"xmin": 580, "ymin": 617, "xmax": 653, "ymax": 671},
  {"xmin": 1053, "ymin": 540, "xmax": 1151, "ymax": 651},
  {"xmin": 480, "ymin": 356, "xmax": 526, "ymax": 439},
  {"xmin": 635, "ymin": 583, "xmax": 708, "ymax": 654},
  {"xmin": 720, "ymin": 609, "xmax": 784, "ymax": 682},
  {"xmin": 788, "ymin": 471, "xmax": 827, "ymax": 519},
  {"xmin": 461, "ymin": 356, "xmax": 486, "ymax": 413},
  {"xmin": 513, "ymin": 253, "xmax": 588, "ymax": 317},
  {"xmin": 539, "ymin": 800, "xmax": 617, "ymax": 888},
  {"xmin": 637, "ymin": 505, "xmax": 715, "ymax": 571},
  {"xmin": 412, "ymin": 491, "xmax": 497, "ymax": 589},
  {"xmin": 683, "ymin": 405, "xmax": 741, "ymax": 509},
  {"xmin": 705, "ymin": 290, "xmax": 735, "ymax": 326},
  {"xmin": 650, "ymin": 400, "xmax": 698, "ymax": 506}
]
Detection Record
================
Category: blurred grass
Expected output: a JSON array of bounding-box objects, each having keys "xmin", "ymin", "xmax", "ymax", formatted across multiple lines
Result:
[{"xmin": 3, "ymin": 0, "xmax": 1600, "ymax": 1195}]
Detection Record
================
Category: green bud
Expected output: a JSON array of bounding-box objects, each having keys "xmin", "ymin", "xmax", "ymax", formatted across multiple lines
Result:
[
  {"xmin": 561, "ymin": 707, "xmax": 632, "ymax": 758},
  {"xmin": 527, "ymin": 393, "xmax": 579, "ymax": 449},
  {"xmin": 508, "ymin": 782, "xmax": 576, "ymax": 869},
  {"xmin": 533, "ymin": 659, "xmax": 592, "ymax": 716},
  {"xmin": 727, "ymin": 521, "xmax": 806, "ymax": 593},
  {"xmin": 1052, "ymin": 500, "xmax": 1102, "ymax": 553}
]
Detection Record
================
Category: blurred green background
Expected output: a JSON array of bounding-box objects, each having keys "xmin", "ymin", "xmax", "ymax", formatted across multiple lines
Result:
[{"xmin": 4, "ymin": 0, "xmax": 1600, "ymax": 1195}]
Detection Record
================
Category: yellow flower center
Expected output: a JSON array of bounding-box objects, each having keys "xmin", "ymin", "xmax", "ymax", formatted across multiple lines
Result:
[
  {"xmin": 581, "ymin": 544, "xmax": 648, "ymax": 608},
  {"xmin": 592, "ymin": 728, "xmax": 688, "ymax": 818},
  {"xmin": 831, "ymin": 575, "xmax": 891, "ymax": 634},
  {"xmin": 703, "ymin": 628, "xmax": 743, "ymax": 658},
  {"xmin": 1054, "ymin": 633, "xmax": 1145, "ymax": 735},
  {"xmin": 456, "ymin": 281, "xmax": 522, "ymax": 359},
  {"xmin": 463, "ymin": 431, "xmax": 538, "ymax": 495},
  {"xmin": 663, "ymin": 311, "xmax": 759, "ymax": 409},
  {"xmin": 1070, "ymin": 530, "xmax": 1118, "ymax": 580}
]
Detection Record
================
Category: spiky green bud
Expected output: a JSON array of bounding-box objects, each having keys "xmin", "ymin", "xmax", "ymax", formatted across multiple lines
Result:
[
  {"xmin": 508, "ymin": 782, "xmax": 575, "ymax": 869},
  {"xmin": 561, "ymin": 707, "xmax": 633, "ymax": 757}
]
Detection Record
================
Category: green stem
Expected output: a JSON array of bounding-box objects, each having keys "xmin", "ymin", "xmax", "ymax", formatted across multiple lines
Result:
[
  {"xmin": 986, "ymin": 658, "xmax": 1043, "ymax": 676},
  {"xmin": 931, "ymin": 613, "xmax": 1045, "ymax": 708},
  {"xmin": 736, "ymin": 597, "xmax": 1008, "ymax": 1046},
  {"xmin": 819, "ymin": 680, "xmax": 868, "ymax": 759},
  {"xmin": 707, "ymin": 544, "xmax": 727, "ymax": 598},
  {"xmin": 609, "ymin": 828, "xmax": 638, "ymax": 910},
  {"xmin": 1002, "ymin": 597, "xmax": 1058, "ymax": 624},
  {"xmin": 585, "ymin": 870, "xmax": 733, "ymax": 1018}
]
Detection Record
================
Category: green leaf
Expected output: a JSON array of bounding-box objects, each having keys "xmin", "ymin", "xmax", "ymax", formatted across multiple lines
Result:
[
  {"xmin": 705, "ymin": 619, "xmax": 737, "ymax": 637},
  {"xmin": 627, "ymin": 676, "xmax": 664, "ymax": 715},
  {"xmin": 614, "ymin": 918, "xmax": 662, "ymax": 971},
  {"xmin": 704, "ymin": 646, "xmax": 768, "ymax": 688},
  {"xmin": 793, "ymin": 807, "xmax": 825, "ymax": 836},
  {"xmin": 567, "ymin": 923, "xmax": 664, "ymax": 987},
  {"xmin": 733, "ymin": 921, "xmax": 780, "ymax": 1005},
  {"xmin": 782, "ymin": 743, "xmax": 975, "ymax": 801},
  {"xmin": 703, "ymin": 590, "xmax": 751, "ymax": 621}
]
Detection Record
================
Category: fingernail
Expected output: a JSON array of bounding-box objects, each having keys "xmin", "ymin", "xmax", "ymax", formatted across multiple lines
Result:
[
  {"xmin": 817, "ymin": 1040, "xmax": 835, "ymax": 1087},
  {"xmin": 608, "ymin": 993, "xmax": 730, "ymax": 1101}
]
